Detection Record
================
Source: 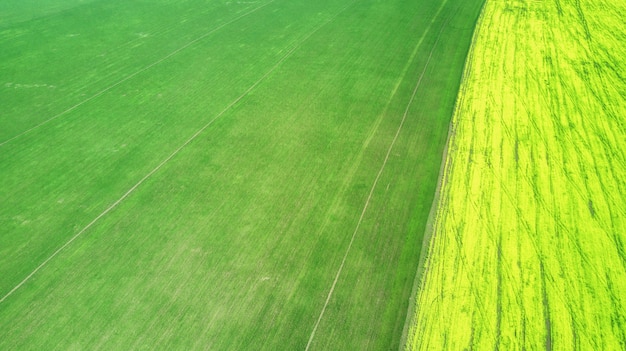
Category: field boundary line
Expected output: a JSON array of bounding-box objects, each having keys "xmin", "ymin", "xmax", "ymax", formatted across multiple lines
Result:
[
  {"xmin": 304, "ymin": 5, "xmax": 454, "ymax": 350},
  {"xmin": 0, "ymin": 1, "xmax": 274, "ymax": 147},
  {"xmin": 399, "ymin": 1, "xmax": 488, "ymax": 349},
  {"xmin": 0, "ymin": 1, "xmax": 355, "ymax": 305}
]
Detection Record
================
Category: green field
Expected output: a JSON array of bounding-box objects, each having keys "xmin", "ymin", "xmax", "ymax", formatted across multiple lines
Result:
[
  {"xmin": 0, "ymin": 0, "xmax": 485, "ymax": 349},
  {"xmin": 407, "ymin": 0, "xmax": 626, "ymax": 349}
]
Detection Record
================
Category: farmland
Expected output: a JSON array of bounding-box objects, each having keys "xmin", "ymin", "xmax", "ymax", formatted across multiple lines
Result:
[
  {"xmin": 0, "ymin": 0, "xmax": 485, "ymax": 349},
  {"xmin": 406, "ymin": 0, "xmax": 626, "ymax": 349}
]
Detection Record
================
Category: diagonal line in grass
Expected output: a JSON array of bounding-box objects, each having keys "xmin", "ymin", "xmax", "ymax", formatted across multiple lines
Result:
[
  {"xmin": 304, "ymin": 3, "xmax": 455, "ymax": 349},
  {"xmin": 0, "ymin": 0, "xmax": 357, "ymax": 305},
  {"xmin": 0, "ymin": 1, "xmax": 274, "ymax": 148}
]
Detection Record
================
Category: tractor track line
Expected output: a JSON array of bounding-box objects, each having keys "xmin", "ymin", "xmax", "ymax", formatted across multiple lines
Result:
[
  {"xmin": 0, "ymin": 2, "xmax": 348, "ymax": 305},
  {"xmin": 305, "ymin": 5, "xmax": 454, "ymax": 349}
]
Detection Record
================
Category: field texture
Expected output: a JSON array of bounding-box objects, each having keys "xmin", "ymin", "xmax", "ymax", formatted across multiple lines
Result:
[
  {"xmin": 0, "ymin": 0, "xmax": 484, "ymax": 349},
  {"xmin": 407, "ymin": 0, "xmax": 626, "ymax": 349}
]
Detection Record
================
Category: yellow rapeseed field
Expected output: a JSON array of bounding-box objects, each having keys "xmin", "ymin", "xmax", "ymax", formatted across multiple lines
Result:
[{"xmin": 406, "ymin": 0, "xmax": 626, "ymax": 349}]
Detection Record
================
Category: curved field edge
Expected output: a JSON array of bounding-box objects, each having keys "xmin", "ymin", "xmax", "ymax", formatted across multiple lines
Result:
[
  {"xmin": 405, "ymin": 0, "xmax": 626, "ymax": 350},
  {"xmin": 397, "ymin": 0, "xmax": 487, "ymax": 347}
]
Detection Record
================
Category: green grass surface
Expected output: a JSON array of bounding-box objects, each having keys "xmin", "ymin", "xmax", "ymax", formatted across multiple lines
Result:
[
  {"xmin": 407, "ymin": 0, "xmax": 626, "ymax": 349},
  {"xmin": 0, "ymin": 0, "xmax": 483, "ymax": 348}
]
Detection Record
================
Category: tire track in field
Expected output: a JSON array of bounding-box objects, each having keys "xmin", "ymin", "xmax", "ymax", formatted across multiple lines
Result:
[
  {"xmin": 504, "ymin": 67, "xmax": 626, "ymax": 280},
  {"xmin": 305, "ymin": 3, "xmax": 457, "ymax": 349},
  {"xmin": 0, "ymin": 1, "xmax": 274, "ymax": 147},
  {"xmin": 498, "ymin": 41, "xmax": 626, "ymax": 283},
  {"xmin": 0, "ymin": 1, "xmax": 355, "ymax": 305},
  {"xmin": 406, "ymin": 1, "xmax": 495, "ymax": 347},
  {"xmin": 306, "ymin": 0, "xmax": 450, "ymax": 273},
  {"xmin": 410, "ymin": 0, "xmax": 626, "ymax": 347}
]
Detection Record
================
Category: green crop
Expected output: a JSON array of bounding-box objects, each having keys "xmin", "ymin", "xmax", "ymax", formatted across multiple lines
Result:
[{"xmin": 0, "ymin": 0, "xmax": 484, "ymax": 349}]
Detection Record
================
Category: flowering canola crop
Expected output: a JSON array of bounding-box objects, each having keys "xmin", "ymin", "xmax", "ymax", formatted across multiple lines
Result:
[{"xmin": 406, "ymin": 0, "xmax": 626, "ymax": 349}]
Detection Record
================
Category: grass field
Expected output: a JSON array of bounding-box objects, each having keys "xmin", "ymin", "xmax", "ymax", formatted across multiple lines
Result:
[
  {"xmin": 0, "ymin": 0, "xmax": 484, "ymax": 349},
  {"xmin": 406, "ymin": 0, "xmax": 626, "ymax": 349}
]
